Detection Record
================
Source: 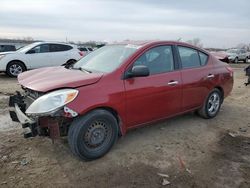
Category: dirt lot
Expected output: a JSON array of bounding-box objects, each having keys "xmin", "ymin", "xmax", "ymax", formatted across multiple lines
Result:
[{"xmin": 0, "ymin": 64, "xmax": 250, "ymax": 188}]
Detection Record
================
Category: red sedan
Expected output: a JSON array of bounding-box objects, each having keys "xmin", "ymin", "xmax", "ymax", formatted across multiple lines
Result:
[{"xmin": 9, "ymin": 41, "xmax": 233, "ymax": 160}]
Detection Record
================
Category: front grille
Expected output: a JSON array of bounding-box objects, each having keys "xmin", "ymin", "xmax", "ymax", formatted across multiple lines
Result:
[
  {"xmin": 22, "ymin": 87, "xmax": 44, "ymax": 108},
  {"xmin": 23, "ymin": 88, "xmax": 44, "ymax": 99}
]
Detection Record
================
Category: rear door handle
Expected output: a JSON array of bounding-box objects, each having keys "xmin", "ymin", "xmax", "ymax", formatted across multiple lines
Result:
[
  {"xmin": 207, "ymin": 74, "xmax": 215, "ymax": 78},
  {"xmin": 168, "ymin": 80, "xmax": 179, "ymax": 86}
]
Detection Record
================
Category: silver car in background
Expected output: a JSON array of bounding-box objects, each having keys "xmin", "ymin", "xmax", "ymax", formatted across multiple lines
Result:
[{"xmin": 226, "ymin": 48, "xmax": 249, "ymax": 63}]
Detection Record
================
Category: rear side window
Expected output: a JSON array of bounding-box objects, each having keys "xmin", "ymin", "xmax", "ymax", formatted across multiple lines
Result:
[
  {"xmin": 178, "ymin": 46, "xmax": 200, "ymax": 68},
  {"xmin": 50, "ymin": 44, "xmax": 72, "ymax": 52},
  {"xmin": 199, "ymin": 52, "xmax": 208, "ymax": 66}
]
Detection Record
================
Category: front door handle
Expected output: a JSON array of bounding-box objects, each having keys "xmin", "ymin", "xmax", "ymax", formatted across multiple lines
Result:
[
  {"xmin": 168, "ymin": 80, "xmax": 179, "ymax": 86},
  {"xmin": 207, "ymin": 74, "xmax": 215, "ymax": 79}
]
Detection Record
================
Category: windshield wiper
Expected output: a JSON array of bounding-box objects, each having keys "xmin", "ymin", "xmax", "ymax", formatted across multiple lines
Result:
[{"xmin": 72, "ymin": 67, "xmax": 92, "ymax": 73}]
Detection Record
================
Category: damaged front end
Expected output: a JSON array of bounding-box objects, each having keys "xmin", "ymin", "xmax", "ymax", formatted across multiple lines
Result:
[{"xmin": 9, "ymin": 88, "xmax": 78, "ymax": 140}]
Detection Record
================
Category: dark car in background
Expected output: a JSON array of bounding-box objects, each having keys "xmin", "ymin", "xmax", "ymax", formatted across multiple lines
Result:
[{"xmin": 0, "ymin": 45, "xmax": 16, "ymax": 52}]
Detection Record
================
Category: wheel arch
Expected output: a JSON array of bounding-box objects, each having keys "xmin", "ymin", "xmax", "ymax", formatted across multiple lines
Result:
[
  {"xmin": 81, "ymin": 106, "xmax": 126, "ymax": 136},
  {"xmin": 7, "ymin": 60, "xmax": 27, "ymax": 71},
  {"xmin": 62, "ymin": 59, "xmax": 77, "ymax": 66},
  {"xmin": 214, "ymin": 86, "xmax": 224, "ymax": 103}
]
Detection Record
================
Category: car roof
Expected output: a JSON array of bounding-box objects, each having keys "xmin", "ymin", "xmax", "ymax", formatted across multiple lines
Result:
[
  {"xmin": 31, "ymin": 41, "xmax": 75, "ymax": 47},
  {"xmin": 111, "ymin": 40, "xmax": 201, "ymax": 47},
  {"xmin": 110, "ymin": 40, "xmax": 208, "ymax": 53}
]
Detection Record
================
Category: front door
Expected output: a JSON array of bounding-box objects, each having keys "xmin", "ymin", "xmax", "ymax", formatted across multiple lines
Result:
[
  {"xmin": 124, "ymin": 45, "xmax": 182, "ymax": 127},
  {"xmin": 26, "ymin": 44, "xmax": 51, "ymax": 69}
]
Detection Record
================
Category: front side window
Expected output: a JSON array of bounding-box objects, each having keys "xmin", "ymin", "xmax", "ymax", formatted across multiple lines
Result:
[
  {"xmin": 29, "ymin": 44, "xmax": 49, "ymax": 53},
  {"xmin": 74, "ymin": 45, "xmax": 140, "ymax": 73},
  {"xmin": 178, "ymin": 46, "xmax": 200, "ymax": 68},
  {"xmin": 133, "ymin": 46, "xmax": 174, "ymax": 75}
]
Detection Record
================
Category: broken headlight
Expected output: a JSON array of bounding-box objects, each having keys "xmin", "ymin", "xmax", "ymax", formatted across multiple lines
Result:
[{"xmin": 26, "ymin": 89, "xmax": 78, "ymax": 116}]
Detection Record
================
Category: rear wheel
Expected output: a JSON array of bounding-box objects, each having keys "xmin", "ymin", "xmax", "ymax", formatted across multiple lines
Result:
[
  {"xmin": 68, "ymin": 109, "xmax": 118, "ymax": 160},
  {"xmin": 65, "ymin": 59, "xmax": 76, "ymax": 69},
  {"xmin": 6, "ymin": 61, "xmax": 26, "ymax": 77},
  {"xmin": 197, "ymin": 88, "xmax": 222, "ymax": 119}
]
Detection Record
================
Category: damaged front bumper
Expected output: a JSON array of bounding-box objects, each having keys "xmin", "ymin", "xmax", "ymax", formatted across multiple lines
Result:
[
  {"xmin": 9, "ymin": 92, "xmax": 73, "ymax": 139},
  {"xmin": 9, "ymin": 93, "xmax": 38, "ymax": 138}
]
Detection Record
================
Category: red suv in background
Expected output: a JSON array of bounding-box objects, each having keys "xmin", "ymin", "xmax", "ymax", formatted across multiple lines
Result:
[{"xmin": 9, "ymin": 41, "xmax": 233, "ymax": 160}]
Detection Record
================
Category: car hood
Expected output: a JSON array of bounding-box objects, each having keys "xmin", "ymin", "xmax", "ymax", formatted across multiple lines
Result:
[
  {"xmin": 0, "ymin": 51, "xmax": 16, "ymax": 55},
  {"xmin": 18, "ymin": 66, "xmax": 104, "ymax": 92}
]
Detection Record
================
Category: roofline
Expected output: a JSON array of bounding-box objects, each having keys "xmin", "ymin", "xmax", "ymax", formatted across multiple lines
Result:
[
  {"xmin": 109, "ymin": 40, "xmax": 208, "ymax": 53},
  {"xmin": 28, "ymin": 41, "xmax": 77, "ymax": 47}
]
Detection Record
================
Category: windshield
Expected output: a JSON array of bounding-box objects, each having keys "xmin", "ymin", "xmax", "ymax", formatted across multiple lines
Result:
[
  {"xmin": 17, "ymin": 42, "xmax": 41, "ymax": 53},
  {"xmin": 227, "ymin": 49, "xmax": 239, "ymax": 54},
  {"xmin": 73, "ymin": 44, "xmax": 141, "ymax": 73}
]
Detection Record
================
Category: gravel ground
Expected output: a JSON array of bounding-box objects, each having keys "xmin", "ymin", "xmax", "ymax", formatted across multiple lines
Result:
[{"xmin": 0, "ymin": 64, "xmax": 250, "ymax": 188}]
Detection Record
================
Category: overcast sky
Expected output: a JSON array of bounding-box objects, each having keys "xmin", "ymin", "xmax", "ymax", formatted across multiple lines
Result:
[{"xmin": 0, "ymin": 0, "xmax": 249, "ymax": 48}]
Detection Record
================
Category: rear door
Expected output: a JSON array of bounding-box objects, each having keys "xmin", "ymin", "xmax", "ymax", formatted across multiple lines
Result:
[
  {"xmin": 124, "ymin": 45, "xmax": 182, "ymax": 127},
  {"xmin": 177, "ymin": 45, "xmax": 214, "ymax": 111},
  {"xmin": 49, "ymin": 44, "xmax": 73, "ymax": 66}
]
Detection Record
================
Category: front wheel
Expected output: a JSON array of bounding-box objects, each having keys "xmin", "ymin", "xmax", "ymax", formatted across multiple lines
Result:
[
  {"xmin": 68, "ymin": 109, "xmax": 119, "ymax": 160},
  {"xmin": 6, "ymin": 61, "xmax": 26, "ymax": 77},
  {"xmin": 197, "ymin": 88, "xmax": 222, "ymax": 119}
]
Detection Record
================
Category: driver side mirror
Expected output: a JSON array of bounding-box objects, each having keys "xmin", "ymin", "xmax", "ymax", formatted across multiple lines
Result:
[{"xmin": 125, "ymin": 65, "xmax": 150, "ymax": 79}]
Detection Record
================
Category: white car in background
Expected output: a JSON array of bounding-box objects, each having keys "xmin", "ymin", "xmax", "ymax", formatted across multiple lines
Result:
[
  {"xmin": 226, "ymin": 48, "xmax": 249, "ymax": 63},
  {"xmin": 0, "ymin": 42, "xmax": 83, "ymax": 77}
]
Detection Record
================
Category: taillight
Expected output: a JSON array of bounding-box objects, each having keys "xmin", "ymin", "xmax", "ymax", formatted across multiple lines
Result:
[
  {"xmin": 226, "ymin": 66, "xmax": 233, "ymax": 77},
  {"xmin": 79, "ymin": 51, "xmax": 84, "ymax": 56}
]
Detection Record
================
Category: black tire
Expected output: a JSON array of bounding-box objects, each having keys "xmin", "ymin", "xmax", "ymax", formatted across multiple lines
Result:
[
  {"xmin": 197, "ymin": 88, "xmax": 222, "ymax": 119},
  {"xmin": 68, "ymin": 109, "xmax": 118, "ymax": 160},
  {"xmin": 64, "ymin": 59, "xmax": 76, "ymax": 69},
  {"xmin": 6, "ymin": 61, "xmax": 26, "ymax": 77}
]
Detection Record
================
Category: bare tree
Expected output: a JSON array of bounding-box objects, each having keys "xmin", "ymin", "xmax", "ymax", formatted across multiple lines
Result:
[{"xmin": 186, "ymin": 38, "xmax": 203, "ymax": 48}]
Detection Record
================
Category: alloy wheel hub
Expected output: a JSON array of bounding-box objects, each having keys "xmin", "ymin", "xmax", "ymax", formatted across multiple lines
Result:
[
  {"xmin": 10, "ymin": 64, "xmax": 22, "ymax": 76},
  {"xmin": 208, "ymin": 93, "xmax": 220, "ymax": 115}
]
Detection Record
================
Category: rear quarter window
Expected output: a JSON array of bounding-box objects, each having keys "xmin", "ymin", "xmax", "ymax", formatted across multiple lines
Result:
[
  {"xmin": 199, "ymin": 52, "xmax": 208, "ymax": 66},
  {"xmin": 50, "ymin": 44, "xmax": 73, "ymax": 52}
]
